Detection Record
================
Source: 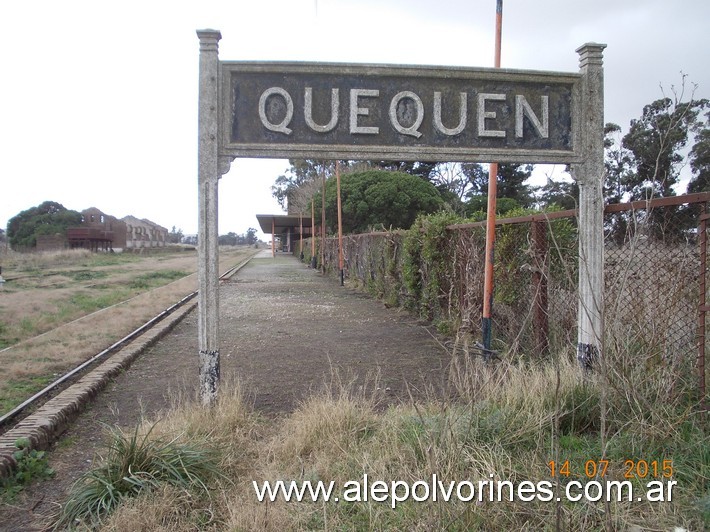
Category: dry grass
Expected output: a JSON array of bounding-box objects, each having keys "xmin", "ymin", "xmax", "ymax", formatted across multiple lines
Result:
[
  {"xmin": 0, "ymin": 246, "xmax": 258, "ymax": 414},
  {"xmin": 90, "ymin": 354, "xmax": 707, "ymax": 531}
]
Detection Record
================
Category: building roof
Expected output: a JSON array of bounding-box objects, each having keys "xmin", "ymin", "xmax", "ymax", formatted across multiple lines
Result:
[{"xmin": 256, "ymin": 214, "xmax": 314, "ymax": 235}]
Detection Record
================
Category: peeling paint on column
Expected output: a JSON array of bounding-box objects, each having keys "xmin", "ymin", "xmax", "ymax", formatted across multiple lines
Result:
[{"xmin": 199, "ymin": 349, "xmax": 220, "ymax": 405}]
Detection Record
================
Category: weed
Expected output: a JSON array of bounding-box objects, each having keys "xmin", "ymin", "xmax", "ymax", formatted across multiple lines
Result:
[
  {"xmin": 129, "ymin": 270, "xmax": 188, "ymax": 290},
  {"xmin": 19, "ymin": 317, "xmax": 36, "ymax": 336},
  {"xmin": 69, "ymin": 269, "xmax": 108, "ymax": 281},
  {"xmin": 57, "ymin": 434, "xmax": 78, "ymax": 449},
  {"xmin": 0, "ymin": 437, "xmax": 55, "ymax": 500}
]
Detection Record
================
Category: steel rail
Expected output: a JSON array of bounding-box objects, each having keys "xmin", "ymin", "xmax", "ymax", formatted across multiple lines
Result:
[{"xmin": 0, "ymin": 255, "xmax": 253, "ymax": 431}]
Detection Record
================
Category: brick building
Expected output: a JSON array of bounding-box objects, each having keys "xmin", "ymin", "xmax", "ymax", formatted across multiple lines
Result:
[
  {"xmin": 34, "ymin": 207, "xmax": 167, "ymax": 252},
  {"xmin": 66, "ymin": 207, "xmax": 125, "ymax": 251}
]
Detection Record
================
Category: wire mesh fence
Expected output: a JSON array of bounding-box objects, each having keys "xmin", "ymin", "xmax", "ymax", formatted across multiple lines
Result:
[{"xmin": 306, "ymin": 192, "xmax": 708, "ymax": 403}]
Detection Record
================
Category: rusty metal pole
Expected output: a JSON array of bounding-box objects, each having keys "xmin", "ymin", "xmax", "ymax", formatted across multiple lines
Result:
[
  {"xmin": 699, "ymin": 206, "xmax": 708, "ymax": 418},
  {"xmin": 321, "ymin": 163, "xmax": 326, "ymax": 273},
  {"xmin": 196, "ymin": 29, "xmax": 222, "ymax": 407},
  {"xmin": 336, "ymin": 161, "xmax": 345, "ymax": 285},
  {"xmin": 532, "ymin": 220, "xmax": 549, "ymax": 356},
  {"xmin": 481, "ymin": 0, "xmax": 503, "ymax": 356},
  {"xmin": 299, "ymin": 213, "xmax": 303, "ymax": 259},
  {"xmin": 271, "ymin": 218, "xmax": 275, "ymax": 257}
]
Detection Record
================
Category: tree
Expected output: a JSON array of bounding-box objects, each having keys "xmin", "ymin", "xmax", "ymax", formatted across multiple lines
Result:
[
  {"xmin": 463, "ymin": 163, "xmax": 535, "ymax": 216},
  {"xmin": 218, "ymin": 228, "xmax": 259, "ymax": 246},
  {"xmin": 536, "ymin": 175, "xmax": 579, "ymax": 211},
  {"xmin": 321, "ymin": 170, "xmax": 444, "ymax": 234},
  {"xmin": 618, "ymin": 84, "xmax": 707, "ymax": 241},
  {"xmin": 245, "ymin": 227, "xmax": 258, "ymax": 245},
  {"xmin": 167, "ymin": 226, "xmax": 184, "ymax": 244},
  {"xmin": 273, "ymin": 159, "xmax": 446, "ymax": 215},
  {"xmin": 688, "ymin": 110, "xmax": 710, "ymax": 194},
  {"xmin": 601, "ymin": 122, "xmax": 637, "ymax": 243},
  {"xmin": 365, "ymin": 161, "xmax": 438, "ymax": 180},
  {"xmin": 271, "ymin": 160, "xmax": 346, "ymax": 213},
  {"xmin": 7, "ymin": 201, "xmax": 82, "ymax": 249},
  {"xmin": 622, "ymin": 95, "xmax": 707, "ymax": 200},
  {"xmin": 428, "ymin": 162, "xmax": 477, "ymax": 200},
  {"xmin": 603, "ymin": 123, "xmax": 635, "ymax": 204},
  {"xmin": 218, "ymin": 232, "xmax": 236, "ymax": 246}
]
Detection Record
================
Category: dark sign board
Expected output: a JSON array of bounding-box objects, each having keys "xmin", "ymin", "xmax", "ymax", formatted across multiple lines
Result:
[{"xmin": 220, "ymin": 62, "xmax": 581, "ymax": 163}]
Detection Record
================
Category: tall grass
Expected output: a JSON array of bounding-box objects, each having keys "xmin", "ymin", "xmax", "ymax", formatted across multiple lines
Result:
[
  {"xmin": 77, "ymin": 353, "xmax": 708, "ymax": 531},
  {"xmin": 1, "ymin": 248, "xmax": 141, "ymax": 272}
]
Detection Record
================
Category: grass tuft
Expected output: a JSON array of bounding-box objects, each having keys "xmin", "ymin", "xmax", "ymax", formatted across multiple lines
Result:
[{"xmin": 53, "ymin": 423, "xmax": 222, "ymax": 529}]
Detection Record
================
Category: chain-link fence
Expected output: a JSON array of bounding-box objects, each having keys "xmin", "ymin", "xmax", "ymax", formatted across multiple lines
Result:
[{"xmin": 305, "ymin": 193, "xmax": 708, "ymax": 401}]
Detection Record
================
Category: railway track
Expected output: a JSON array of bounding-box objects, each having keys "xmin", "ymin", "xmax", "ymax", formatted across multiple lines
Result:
[{"xmin": 0, "ymin": 255, "xmax": 254, "ymax": 475}]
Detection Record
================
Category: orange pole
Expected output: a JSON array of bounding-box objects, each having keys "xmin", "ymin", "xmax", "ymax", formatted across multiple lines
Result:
[
  {"xmin": 494, "ymin": 0, "xmax": 502, "ymax": 68},
  {"xmin": 482, "ymin": 0, "xmax": 503, "ymax": 355},
  {"xmin": 320, "ymin": 163, "xmax": 326, "ymax": 273},
  {"xmin": 336, "ymin": 161, "xmax": 344, "ymax": 285}
]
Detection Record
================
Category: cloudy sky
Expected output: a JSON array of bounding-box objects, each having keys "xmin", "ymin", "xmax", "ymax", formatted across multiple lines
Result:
[{"xmin": 1, "ymin": 0, "xmax": 708, "ymax": 239}]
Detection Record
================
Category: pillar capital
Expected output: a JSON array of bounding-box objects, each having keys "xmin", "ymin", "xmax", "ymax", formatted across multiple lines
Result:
[
  {"xmin": 576, "ymin": 42, "xmax": 606, "ymax": 69},
  {"xmin": 196, "ymin": 29, "xmax": 222, "ymax": 52}
]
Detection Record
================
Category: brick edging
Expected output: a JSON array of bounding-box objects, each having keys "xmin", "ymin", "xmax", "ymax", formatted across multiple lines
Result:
[{"xmin": 0, "ymin": 301, "xmax": 197, "ymax": 478}]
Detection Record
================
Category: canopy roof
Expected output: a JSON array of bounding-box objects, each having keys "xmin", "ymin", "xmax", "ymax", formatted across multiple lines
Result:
[{"xmin": 256, "ymin": 214, "xmax": 313, "ymax": 235}]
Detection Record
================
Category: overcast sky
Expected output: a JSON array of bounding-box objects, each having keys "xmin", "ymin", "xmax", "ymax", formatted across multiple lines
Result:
[{"xmin": 1, "ymin": 0, "xmax": 708, "ymax": 239}]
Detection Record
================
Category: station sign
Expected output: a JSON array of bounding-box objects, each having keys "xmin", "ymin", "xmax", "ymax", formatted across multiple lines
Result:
[{"xmin": 220, "ymin": 62, "xmax": 581, "ymax": 163}]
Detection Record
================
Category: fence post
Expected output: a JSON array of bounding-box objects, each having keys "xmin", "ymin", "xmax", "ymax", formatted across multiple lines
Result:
[
  {"xmin": 572, "ymin": 43, "xmax": 606, "ymax": 371},
  {"xmin": 699, "ymin": 205, "xmax": 708, "ymax": 417},
  {"xmin": 532, "ymin": 220, "xmax": 549, "ymax": 356}
]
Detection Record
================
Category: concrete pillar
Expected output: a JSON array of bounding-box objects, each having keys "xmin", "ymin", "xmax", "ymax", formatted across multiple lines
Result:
[
  {"xmin": 196, "ymin": 29, "xmax": 222, "ymax": 406},
  {"xmin": 572, "ymin": 43, "xmax": 606, "ymax": 370}
]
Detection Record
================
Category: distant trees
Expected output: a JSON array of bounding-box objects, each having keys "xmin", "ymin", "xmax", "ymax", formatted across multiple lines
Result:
[
  {"xmin": 688, "ymin": 110, "xmax": 710, "ymax": 194},
  {"xmin": 272, "ymin": 159, "xmax": 536, "ymax": 225},
  {"xmin": 619, "ymin": 96, "xmax": 707, "ymax": 200},
  {"xmin": 533, "ymin": 80, "xmax": 709, "ymax": 244},
  {"xmin": 271, "ymin": 160, "xmax": 340, "ymax": 213},
  {"xmin": 321, "ymin": 170, "xmax": 444, "ymax": 234},
  {"xmin": 464, "ymin": 163, "xmax": 535, "ymax": 216},
  {"xmin": 167, "ymin": 226, "xmax": 184, "ymax": 244},
  {"xmin": 218, "ymin": 228, "xmax": 259, "ymax": 246},
  {"xmin": 6, "ymin": 201, "xmax": 82, "ymax": 249},
  {"xmin": 599, "ymin": 82, "xmax": 708, "ymax": 242},
  {"xmin": 245, "ymin": 227, "xmax": 258, "ymax": 245}
]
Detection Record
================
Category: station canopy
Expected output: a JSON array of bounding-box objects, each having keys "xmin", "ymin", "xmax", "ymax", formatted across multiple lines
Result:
[{"xmin": 255, "ymin": 214, "xmax": 313, "ymax": 236}]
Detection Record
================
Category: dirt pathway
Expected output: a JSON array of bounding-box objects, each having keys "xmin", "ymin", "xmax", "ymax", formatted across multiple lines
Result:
[{"xmin": 0, "ymin": 252, "xmax": 452, "ymax": 530}]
